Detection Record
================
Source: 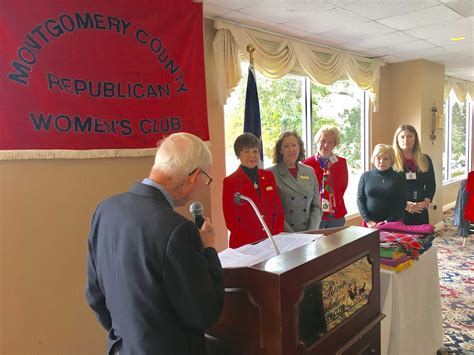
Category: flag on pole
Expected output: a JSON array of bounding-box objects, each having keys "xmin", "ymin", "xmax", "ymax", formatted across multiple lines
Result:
[{"xmin": 244, "ymin": 65, "xmax": 264, "ymax": 166}]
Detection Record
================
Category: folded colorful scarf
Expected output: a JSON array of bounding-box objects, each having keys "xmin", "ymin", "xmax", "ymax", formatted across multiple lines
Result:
[
  {"xmin": 380, "ymin": 255, "xmax": 412, "ymax": 267},
  {"xmin": 380, "ymin": 249, "xmax": 407, "ymax": 260},
  {"xmin": 377, "ymin": 221, "xmax": 434, "ymax": 235},
  {"xmin": 381, "ymin": 259, "xmax": 414, "ymax": 272}
]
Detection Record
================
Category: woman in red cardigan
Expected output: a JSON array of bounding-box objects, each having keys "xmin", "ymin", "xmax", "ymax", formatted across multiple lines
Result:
[
  {"xmin": 303, "ymin": 125, "xmax": 348, "ymax": 228},
  {"xmin": 223, "ymin": 133, "xmax": 284, "ymax": 248}
]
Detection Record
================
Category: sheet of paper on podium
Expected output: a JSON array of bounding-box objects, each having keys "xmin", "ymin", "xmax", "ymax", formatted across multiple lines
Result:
[{"xmin": 219, "ymin": 232, "xmax": 324, "ymax": 268}]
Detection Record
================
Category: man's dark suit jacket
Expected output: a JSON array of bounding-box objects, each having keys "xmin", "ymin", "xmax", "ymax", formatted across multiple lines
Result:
[{"xmin": 86, "ymin": 183, "xmax": 224, "ymax": 355}]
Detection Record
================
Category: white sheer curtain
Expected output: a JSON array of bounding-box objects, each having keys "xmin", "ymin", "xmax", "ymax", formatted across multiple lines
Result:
[{"xmin": 213, "ymin": 20, "xmax": 385, "ymax": 111}]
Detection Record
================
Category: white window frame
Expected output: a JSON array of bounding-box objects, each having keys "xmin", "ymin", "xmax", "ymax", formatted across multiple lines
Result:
[
  {"xmin": 302, "ymin": 79, "xmax": 370, "ymax": 216},
  {"xmin": 443, "ymin": 93, "xmax": 472, "ymax": 183}
]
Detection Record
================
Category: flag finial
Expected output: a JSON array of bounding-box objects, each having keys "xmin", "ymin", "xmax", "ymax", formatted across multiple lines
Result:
[{"xmin": 246, "ymin": 44, "xmax": 255, "ymax": 67}]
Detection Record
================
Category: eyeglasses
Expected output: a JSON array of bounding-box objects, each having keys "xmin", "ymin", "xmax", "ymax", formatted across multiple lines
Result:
[
  {"xmin": 200, "ymin": 170, "xmax": 213, "ymax": 186},
  {"xmin": 188, "ymin": 168, "xmax": 213, "ymax": 186}
]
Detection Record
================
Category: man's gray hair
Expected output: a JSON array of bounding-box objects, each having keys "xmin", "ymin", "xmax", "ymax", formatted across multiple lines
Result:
[{"xmin": 153, "ymin": 133, "xmax": 212, "ymax": 176}]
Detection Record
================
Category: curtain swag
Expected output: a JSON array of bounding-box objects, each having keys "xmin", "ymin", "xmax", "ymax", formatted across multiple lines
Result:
[
  {"xmin": 213, "ymin": 20, "xmax": 385, "ymax": 111},
  {"xmin": 444, "ymin": 77, "xmax": 474, "ymax": 103}
]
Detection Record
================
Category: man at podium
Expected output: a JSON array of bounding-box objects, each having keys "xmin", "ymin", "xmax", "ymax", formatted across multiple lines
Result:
[{"xmin": 86, "ymin": 133, "xmax": 224, "ymax": 355}]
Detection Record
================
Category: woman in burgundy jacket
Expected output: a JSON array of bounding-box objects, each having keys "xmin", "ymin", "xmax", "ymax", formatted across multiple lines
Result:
[
  {"xmin": 223, "ymin": 133, "xmax": 284, "ymax": 248},
  {"xmin": 303, "ymin": 125, "xmax": 348, "ymax": 228}
]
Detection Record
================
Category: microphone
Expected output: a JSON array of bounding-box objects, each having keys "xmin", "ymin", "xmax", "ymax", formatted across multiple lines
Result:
[
  {"xmin": 233, "ymin": 192, "xmax": 280, "ymax": 255},
  {"xmin": 189, "ymin": 201, "xmax": 205, "ymax": 228}
]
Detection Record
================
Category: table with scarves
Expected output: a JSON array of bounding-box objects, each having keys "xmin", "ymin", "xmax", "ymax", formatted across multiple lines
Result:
[{"xmin": 377, "ymin": 223, "xmax": 444, "ymax": 355}]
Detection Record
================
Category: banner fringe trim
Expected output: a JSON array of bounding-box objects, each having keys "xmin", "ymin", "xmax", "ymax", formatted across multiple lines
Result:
[{"xmin": 0, "ymin": 148, "xmax": 158, "ymax": 160}]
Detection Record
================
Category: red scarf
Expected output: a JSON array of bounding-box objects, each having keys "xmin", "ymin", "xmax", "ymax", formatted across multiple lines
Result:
[{"xmin": 404, "ymin": 158, "xmax": 417, "ymax": 172}]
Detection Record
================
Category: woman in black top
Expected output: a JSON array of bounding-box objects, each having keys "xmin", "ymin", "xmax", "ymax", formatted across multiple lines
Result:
[
  {"xmin": 357, "ymin": 144, "xmax": 406, "ymax": 227},
  {"xmin": 392, "ymin": 124, "xmax": 436, "ymax": 225}
]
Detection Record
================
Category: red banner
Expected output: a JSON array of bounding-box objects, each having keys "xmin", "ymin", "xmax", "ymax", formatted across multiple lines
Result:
[{"xmin": 0, "ymin": 0, "xmax": 209, "ymax": 159}]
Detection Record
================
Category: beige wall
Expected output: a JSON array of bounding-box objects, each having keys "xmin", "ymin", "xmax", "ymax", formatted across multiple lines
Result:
[
  {"xmin": 0, "ymin": 19, "xmax": 469, "ymax": 355},
  {"xmin": 204, "ymin": 20, "xmax": 228, "ymax": 252},
  {"xmin": 0, "ymin": 158, "xmax": 152, "ymax": 354},
  {"xmin": 0, "ymin": 158, "xmax": 211, "ymax": 354}
]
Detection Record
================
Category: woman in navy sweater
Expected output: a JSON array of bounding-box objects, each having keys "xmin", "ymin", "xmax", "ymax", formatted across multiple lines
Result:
[
  {"xmin": 357, "ymin": 144, "xmax": 407, "ymax": 228},
  {"xmin": 392, "ymin": 124, "xmax": 436, "ymax": 225}
]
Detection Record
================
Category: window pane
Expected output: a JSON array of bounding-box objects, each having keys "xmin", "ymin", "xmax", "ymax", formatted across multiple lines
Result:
[
  {"xmin": 450, "ymin": 99, "xmax": 467, "ymax": 179},
  {"xmin": 442, "ymin": 99, "xmax": 448, "ymax": 182},
  {"xmin": 258, "ymin": 73, "xmax": 304, "ymax": 167},
  {"xmin": 443, "ymin": 92, "xmax": 471, "ymax": 183},
  {"xmin": 310, "ymin": 80, "xmax": 365, "ymax": 215},
  {"xmin": 224, "ymin": 62, "xmax": 304, "ymax": 173},
  {"xmin": 223, "ymin": 63, "xmax": 247, "ymax": 175}
]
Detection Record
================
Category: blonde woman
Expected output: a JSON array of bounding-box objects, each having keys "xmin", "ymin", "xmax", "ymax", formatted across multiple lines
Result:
[
  {"xmin": 357, "ymin": 144, "xmax": 407, "ymax": 228},
  {"xmin": 392, "ymin": 124, "xmax": 436, "ymax": 225},
  {"xmin": 303, "ymin": 125, "xmax": 348, "ymax": 228}
]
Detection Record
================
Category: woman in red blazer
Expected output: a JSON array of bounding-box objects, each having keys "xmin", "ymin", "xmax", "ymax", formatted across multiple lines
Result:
[
  {"xmin": 303, "ymin": 125, "xmax": 348, "ymax": 228},
  {"xmin": 223, "ymin": 133, "xmax": 284, "ymax": 248},
  {"xmin": 465, "ymin": 170, "xmax": 474, "ymax": 222}
]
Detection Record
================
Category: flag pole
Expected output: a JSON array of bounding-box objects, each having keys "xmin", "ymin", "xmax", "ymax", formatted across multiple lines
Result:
[{"xmin": 243, "ymin": 43, "xmax": 263, "ymax": 166}]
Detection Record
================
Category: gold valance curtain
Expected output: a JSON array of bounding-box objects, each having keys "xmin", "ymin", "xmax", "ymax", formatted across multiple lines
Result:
[
  {"xmin": 444, "ymin": 77, "xmax": 474, "ymax": 103},
  {"xmin": 213, "ymin": 20, "xmax": 385, "ymax": 111}
]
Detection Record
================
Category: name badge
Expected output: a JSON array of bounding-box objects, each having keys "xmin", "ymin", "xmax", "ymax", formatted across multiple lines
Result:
[
  {"xmin": 406, "ymin": 172, "xmax": 417, "ymax": 180},
  {"xmin": 266, "ymin": 186, "xmax": 273, "ymax": 191},
  {"xmin": 300, "ymin": 175, "xmax": 310, "ymax": 180}
]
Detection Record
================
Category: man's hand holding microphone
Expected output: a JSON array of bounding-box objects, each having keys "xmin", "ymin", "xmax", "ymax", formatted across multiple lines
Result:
[{"xmin": 190, "ymin": 201, "xmax": 215, "ymax": 249}]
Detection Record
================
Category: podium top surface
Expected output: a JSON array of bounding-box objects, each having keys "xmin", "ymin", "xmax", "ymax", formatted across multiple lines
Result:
[{"xmin": 234, "ymin": 226, "xmax": 378, "ymax": 275}]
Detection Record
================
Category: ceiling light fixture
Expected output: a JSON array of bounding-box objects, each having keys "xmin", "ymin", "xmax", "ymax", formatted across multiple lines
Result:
[{"xmin": 450, "ymin": 36, "xmax": 465, "ymax": 41}]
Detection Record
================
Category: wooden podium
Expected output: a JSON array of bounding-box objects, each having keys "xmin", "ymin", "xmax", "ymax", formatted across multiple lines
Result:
[{"xmin": 207, "ymin": 226, "xmax": 383, "ymax": 355}]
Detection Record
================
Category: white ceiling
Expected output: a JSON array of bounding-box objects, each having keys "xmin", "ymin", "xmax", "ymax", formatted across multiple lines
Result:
[{"xmin": 203, "ymin": 0, "xmax": 474, "ymax": 81}]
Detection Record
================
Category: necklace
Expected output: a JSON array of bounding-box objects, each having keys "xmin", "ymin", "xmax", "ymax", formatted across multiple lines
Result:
[
  {"xmin": 240, "ymin": 165, "xmax": 259, "ymax": 190},
  {"xmin": 375, "ymin": 171, "xmax": 385, "ymax": 183},
  {"xmin": 252, "ymin": 172, "xmax": 260, "ymax": 189},
  {"xmin": 251, "ymin": 175, "xmax": 259, "ymax": 189}
]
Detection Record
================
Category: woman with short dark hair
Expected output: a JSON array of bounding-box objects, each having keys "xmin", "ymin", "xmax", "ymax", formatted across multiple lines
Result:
[{"xmin": 222, "ymin": 133, "xmax": 284, "ymax": 248}]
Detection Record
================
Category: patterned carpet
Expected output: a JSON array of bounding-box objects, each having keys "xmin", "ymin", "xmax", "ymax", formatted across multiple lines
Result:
[{"xmin": 434, "ymin": 209, "xmax": 474, "ymax": 354}]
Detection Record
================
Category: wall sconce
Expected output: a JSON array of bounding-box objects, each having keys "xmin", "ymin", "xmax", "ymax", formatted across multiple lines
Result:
[{"xmin": 430, "ymin": 103, "xmax": 438, "ymax": 142}]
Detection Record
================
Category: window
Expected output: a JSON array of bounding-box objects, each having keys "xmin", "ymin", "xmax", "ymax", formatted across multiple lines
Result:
[
  {"xmin": 224, "ymin": 62, "xmax": 304, "ymax": 172},
  {"xmin": 308, "ymin": 80, "xmax": 368, "ymax": 216},
  {"xmin": 224, "ymin": 62, "xmax": 369, "ymax": 215},
  {"xmin": 443, "ymin": 92, "xmax": 472, "ymax": 182}
]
